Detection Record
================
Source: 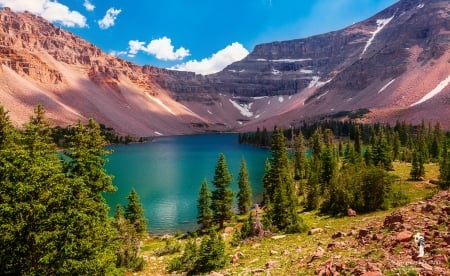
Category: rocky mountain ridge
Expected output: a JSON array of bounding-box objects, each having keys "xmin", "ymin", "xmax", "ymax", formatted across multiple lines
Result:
[{"xmin": 0, "ymin": 0, "xmax": 449, "ymax": 135}]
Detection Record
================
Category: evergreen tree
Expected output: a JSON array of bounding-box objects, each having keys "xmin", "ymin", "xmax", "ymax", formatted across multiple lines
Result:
[
  {"xmin": 293, "ymin": 132, "xmax": 308, "ymax": 180},
  {"xmin": 125, "ymin": 188, "xmax": 148, "ymax": 236},
  {"xmin": 410, "ymin": 151, "xmax": 425, "ymax": 180},
  {"xmin": 195, "ymin": 230, "xmax": 226, "ymax": 274},
  {"xmin": 354, "ymin": 126, "xmax": 362, "ymax": 155},
  {"xmin": 0, "ymin": 107, "xmax": 120, "ymax": 275},
  {"xmin": 211, "ymin": 153, "xmax": 234, "ymax": 228},
  {"xmin": 115, "ymin": 204, "xmax": 144, "ymax": 272},
  {"xmin": 263, "ymin": 127, "xmax": 307, "ymax": 233},
  {"xmin": 439, "ymin": 142, "xmax": 450, "ymax": 189},
  {"xmin": 237, "ymin": 158, "xmax": 252, "ymax": 214},
  {"xmin": 197, "ymin": 179, "xmax": 213, "ymax": 230}
]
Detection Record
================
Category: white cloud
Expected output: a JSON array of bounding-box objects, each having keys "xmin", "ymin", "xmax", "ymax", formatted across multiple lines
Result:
[
  {"xmin": 126, "ymin": 37, "xmax": 190, "ymax": 61},
  {"xmin": 0, "ymin": 0, "xmax": 87, "ymax": 27},
  {"xmin": 83, "ymin": 0, "xmax": 95, "ymax": 11},
  {"xmin": 171, "ymin": 42, "xmax": 249, "ymax": 75},
  {"xmin": 98, "ymin": 7, "xmax": 121, "ymax": 30},
  {"xmin": 109, "ymin": 50, "xmax": 127, "ymax": 57}
]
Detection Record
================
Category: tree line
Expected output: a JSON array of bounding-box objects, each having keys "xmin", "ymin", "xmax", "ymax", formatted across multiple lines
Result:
[{"xmin": 0, "ymin": 105, "xmax": 148, "ymax": 274}]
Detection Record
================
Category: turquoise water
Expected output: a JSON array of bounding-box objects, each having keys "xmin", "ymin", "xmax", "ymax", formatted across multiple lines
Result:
[{"xmin": 104, "ymin": 134, "xmax": 269, "ymax": 235}]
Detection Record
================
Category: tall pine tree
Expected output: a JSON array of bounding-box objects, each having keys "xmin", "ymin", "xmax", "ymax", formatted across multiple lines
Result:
[
  {"xmin": 197, "ymin": 179, "xmax": 213, "ymax": 230},
  {"xmin": 125, "ymin": 188, "xmax": 148, "ymax": 236},
  {"xmin": 237, "ymin": 158, "xmax": 252, "ymax": 214},
  {"xmin": 211, "ymin": 153, "xmax": 234, "ymax": 228}
]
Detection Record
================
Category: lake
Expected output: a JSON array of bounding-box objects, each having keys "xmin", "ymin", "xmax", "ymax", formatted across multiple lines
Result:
[{"xmin": 104, "ymin": 134, "xmax": 269, "ymax": 235}]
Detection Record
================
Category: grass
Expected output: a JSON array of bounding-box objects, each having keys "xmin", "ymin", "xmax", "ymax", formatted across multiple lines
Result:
[{"xmin": 134, "ymin": 161, "xmax": 441, "ymax": 275}]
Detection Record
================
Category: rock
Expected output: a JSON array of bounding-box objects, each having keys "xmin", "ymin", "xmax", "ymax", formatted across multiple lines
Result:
[
  {"xmin": 231, "ymin": 252, "xmax": 244, "ymax": 263},
  {"xmin": 265, "ymin": 260, "xmax": 280, "ymax": 269},
  {"xmin": 251, "ymin": 268, "xmax": 265, "ymax": 273},
  {"xmin": 372, "ymin": 233, "xmax": 383, "ymax": 241},
  {"xmin": 361, "ymin": 272, "xmax": 382, "ymax": 276},
  {"xmin": 269, "ymin": 250, "xmax": 278, "ymax": 256},
  {"xmin": 442, "ymin": 206, "xmax": 450, "ymax": 215},
  {"xmin": 420, "ymin": 262, "xmax": 433, "ymax": 271},
  {"xmin": 308, "ymin": 227, "xmax": 324, "ymax": 235},
  {"xmin": 383, "ymin": 211, "xmax": 403, "ymax": 228},
  {"xmin": 309, "ymin": 246, "xmax": 325, "ymax": 263},
  {"xmin": 332, "ymin": 231, "xmax": 344, "ymax": 239},
  {"xmin": 347, "ymin": 208, "xmax": 357, "ymax": 216},
  {"xmin": 358, "ymin": 229, "xmax": 370, "ymax": 239},
  {"xmin": 421, "ymin": 203, "xmax": 437, "ymax": 212},
  {"xmin": 271, "ymin": 235, "xmax": 286, "ymax": 240},
  {"xmin": 396, "ymin": 230, "xmax": 413, "ymax": 242}
]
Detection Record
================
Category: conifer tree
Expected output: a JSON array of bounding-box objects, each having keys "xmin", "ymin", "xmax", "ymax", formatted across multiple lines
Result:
[
  {"xmin": 263, "ymin": 127, "xmax": 307, "ymax": 233},
  {"xmin": 293, "ymin": 131, "xmax": 308, "ymax": 180},
  {"xmin": 354, "ymin": 126, "xmax": 362, "ymax": 155},
  {"xmin": 125, "ymin": 188, "xmax": 148, "ymax": 236},
  {"xmin": 410, "ymin": 151, "xmax": 425, "ymax": 180},
  {"xmin": 211, "ymin": 153, "xmax": 234, "ymax": 228},
  {"xmin": 197, "ymin": 179, "xmax": 213, "ymax": 230},
  {"xmin": 237, "ymin": 158, "xmax": 252, "ymax": 214},
  {"xmin": 439, "ymin": 142, "xmax": 450, "ymax": 189},
  {"xmin": 195, "ymin": 230, "xmax": 226, "ymax": 274}
]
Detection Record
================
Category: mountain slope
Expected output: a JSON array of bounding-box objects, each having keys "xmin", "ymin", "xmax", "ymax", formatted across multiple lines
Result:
[
  {"xmin": 158, "ymin": 0, "xmax": 450, "ymax": 130},
  {"xmin": 0, "ymin": 7, "xmax": 240, "ymax": 136},
  {"xmin": 0, "ymin": 0, "xmax": 449, "ymax": 135}
]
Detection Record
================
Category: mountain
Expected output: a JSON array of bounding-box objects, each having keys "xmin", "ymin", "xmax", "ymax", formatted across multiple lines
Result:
[
  {"xmin": 157, "ymin": 0, "xmax": 450, "ymax": 129},
  {"xmin": 0, "ymin": 0, "xmax": 449, "ymax": 135}
]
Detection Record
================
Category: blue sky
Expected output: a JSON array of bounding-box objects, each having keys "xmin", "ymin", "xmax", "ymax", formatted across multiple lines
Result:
[{"xmin": 0, "ymin": 0, "xmax": 397, "ymax": 74}]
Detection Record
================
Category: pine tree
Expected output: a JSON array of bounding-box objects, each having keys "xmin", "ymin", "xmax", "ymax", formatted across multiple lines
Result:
[
  {"xmin": 0, "ymin": 107, "xmax": 120, "ymax": 275},
  {"xmin": 237, "ymin": 158, "xmax": 252, "ymax": 214},
  {"xmin": 263, "ymin": 127, "xmax": 307, "ymax": 233},
  {"xmin": 211, "ymin": 153, "xmax": 234, "ymax": 228},
  {"xmin": 197, "ymin": 179, "xmax": 213, "ymax": 230},
  {"xmin": 125, "ymin": 188, "xmax": 148, "ymax": 236},
  {"xmin": 115, "ymin": 204, "xmax": 144, "ymax": 271},
  {"xmin": 293, "ymin": 132, "xmax": 308, "ymax": 181},
  {"xmin": 354, "ymin": 126, "xmax": 362, "ymax": 155},
  {"xmin": 195, "ymin": 230, "xmax": 226, "ymax": 274},
  {"xmin": 439, "ymin": 142, "xmax": 450, "ymax": 189},
  {"xmin": 410, "ymin": 151, "xmax": 425, "ymax": 180}
]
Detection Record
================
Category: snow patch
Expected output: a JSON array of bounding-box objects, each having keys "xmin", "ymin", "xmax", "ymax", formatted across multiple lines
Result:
[
  {"xmin": 228, "ymin": 99, "xmax": 253, "ymax": 117},
  {"xmin": 300, "ymin": 69, "xmax": 313, "ymax": 74},
  {"xmin": 278, "ymin": 96, "xmax": 284, "ymax": 103},
  {"xmin": 317, "ymin": 91, "xmax": 329, "ymax": 100},
  {"xmin": 255, "ymin": 114, "xmax": 261, "ymax": 119},
  {"xmin": 207, "ymin": 110, "xmax": 213, "ymax": 115},
  {"xmin": 268, "ymin": 100, "xmax": 271, "ymax": 105},
  {"xmin": 361, "ymin": 15, "xmax": 394, "ymax": 57},
  {"xmin": 239, "ymin": 69, "xmax": 246, "ymax": 73},
  {"xmin": 308, "ymin": 76, "xmax": 320, "ymax": 88},
  {"xmin": 272, "ymin": 68, "xmax": 281, "ymax": 75},
  {"xmin": 254, "ymin": 58, "xmax": 312, "ymax": 62},
  {"xmin": 237, "ymin": 121, "xmax": 243, "ymax": 125},
  {"xmin": 154, "ymin": 131, "xmax": 163, "ymax": 136},
  {"xmin": 347, "ymin": 98, "xmax": 353, "ymax": 102},
  {"xmin": 228, "ymin": 69, "xmax": 236, "ymax": 73},
  {"xmin": 411, "ymin": 75, "xmax": 450, "ymax": 106},
  {"xmin": 378, "ymin": 79, "xmax": 396, "ymax": 94},
  {"xmin": 417, "ymin": 3, "xmax": 424, "ymax": 9},
  {"xmin": 252, "ymin": 96, "xmax": 268, "ymax": 100},
  {"xmin": 146, "ymin": 94, "xmax": 175, "ymax": 115},
  {"xmin": 288, "ymin": 95, "xmax": 292, "ymax": 100}
]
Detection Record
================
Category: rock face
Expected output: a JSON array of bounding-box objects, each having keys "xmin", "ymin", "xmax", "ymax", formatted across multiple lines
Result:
[
  {"xmin": 0, "ymin": 0, "xmax": 450, "ymax": 134},
  {"xmin": 157, "ymin": 0, "xmax": 450, "ymax": 130}
]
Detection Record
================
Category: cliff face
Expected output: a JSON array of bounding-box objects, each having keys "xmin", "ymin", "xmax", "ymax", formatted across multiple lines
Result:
[{"xmin": 0, "ymin": 0, "xmax": 449, "ymax": 134}]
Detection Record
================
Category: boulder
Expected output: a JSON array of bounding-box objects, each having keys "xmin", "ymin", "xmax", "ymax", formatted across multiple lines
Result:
[
  {"xmin": 308, "ymin": 227, "xmax": 324, "ymax": 235},
  {"xmin": 265, "ymin": 260, "xmax": 280, "ymax": 269},
  {"xmin": 421, "ymin": 203, "xmax": 437, "ymax": 212},
  {"xmin": 383, "ymin": 212, "xmax": 403, "ymax": 228},
  {"xmin": 347, "ymin": 208, "xmax": 357, "ymax": 216},
  {"xmin": 395, "ymin": 230, "xmax": 413, "ymax": 242},
  {"xmin": 231, "ymin": 252, "xmax": 244, "ymax": 263}
]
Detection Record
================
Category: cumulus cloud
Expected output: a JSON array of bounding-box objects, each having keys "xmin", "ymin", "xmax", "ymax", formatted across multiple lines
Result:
[
  {"xmin": 109, "ymin": 50, "xmax": 127, "ymax": 57},
  {"xmin": 98, "ymin": 7, "xmax": 121, "ymax": 29},
  {"xmin": 83, "ymin": 0, "xmax": 95, "ymax": 11},
  {"xmin": 0, "ymin": 0, "xmax": 87, "ymax": 27},
  {"xmin": 171, "ymin": 42, "xmax": 249, "ymax": 75},
  {"xmin": 127, "ymin": 37, "xmax": 190, "ymax": 61}
]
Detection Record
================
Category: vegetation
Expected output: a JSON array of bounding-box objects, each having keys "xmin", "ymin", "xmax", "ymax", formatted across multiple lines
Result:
[
  {"xmin": 211, "ymin": 153, "xmax": 234, "ymax": 229},
  {"xmin": 0, "ymin": 105, "xmax": 148, "ymax": 274},
  {"xmin": 237, "ymin": 157, "xmax": 253, "ymax": 214},
  {"xmin": 197, "ymin": 179, "xmax": 213, "ymax": 231}
]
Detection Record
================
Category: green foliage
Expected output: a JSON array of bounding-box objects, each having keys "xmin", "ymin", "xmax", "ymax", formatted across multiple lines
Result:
[
  {"xmin": 410, "ymin": 151, "xmax": 425, "ymax": 180},
  {"xmin": 115, "ymin": 204, "xmax": 145, "ymax": 272},
  {"xmin": 237, "ymin": 158, "xmax": 253, "ymax": 214},
  {"xmin": 439, "ymin": 142, "xmax": 450, "ymax": 189},
  {"xmin": 211, "ymin": 153, "xmax": 234, "ymax": 228},
  {"xmin": 263, "ymin": 127, "xmax": 307, "ymax": 233},
  {"xmin": 0, "ymin": 106, "xmax": 120, "ymax": 275},
  {"xmin": 197, "ymin": 179, "xmax": 213, "ymax": 230},
  {"xmin": 195, "ymin": 230, "xmax": 226, "ymax": 273},
  {"xmin": 155, "ymin": 238, "xmax": 181, "ymax": 256},
  {"xmin": 168, "ymin": 230, "xmax": 226, "ymax": 275},
  {"xmin": 125, "ymin": 188, "xmax": 147, "ymax": 236}
]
